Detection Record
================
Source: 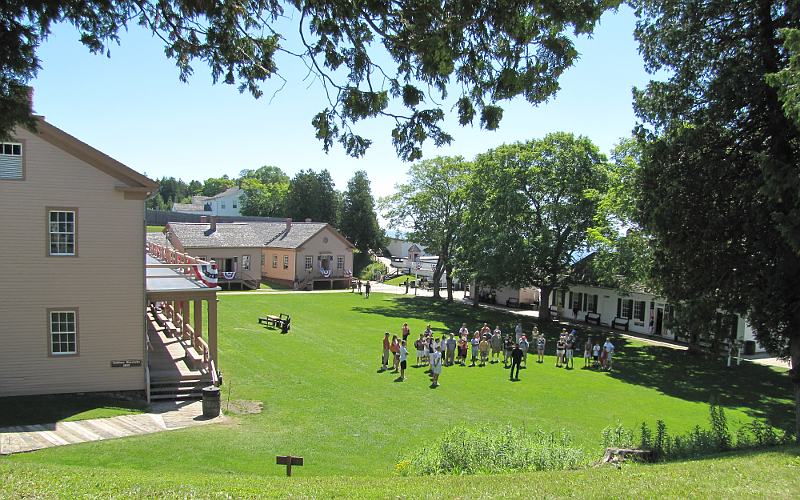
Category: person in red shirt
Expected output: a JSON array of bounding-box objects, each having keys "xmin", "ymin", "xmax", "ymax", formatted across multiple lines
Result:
[
  {"xmin": 390, "ymin": 335, "xmax": 401, "ymax": 372},
  {"xmin": 381, "ymin": 332, "xmax": 390, "ymax": 371}
]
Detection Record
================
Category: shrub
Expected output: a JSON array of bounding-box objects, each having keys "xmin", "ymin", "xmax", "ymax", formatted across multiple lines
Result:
[
  {"xmin": 397, "ymin": 424, "xmax": 587, "ymax": 476},
  {"xmin": 602, "ymin": 421, "xmax": 635, "ymax": 449},
  {"xmin": 359, "ymin": 261, "xmax": 387, "ymax": 280}
]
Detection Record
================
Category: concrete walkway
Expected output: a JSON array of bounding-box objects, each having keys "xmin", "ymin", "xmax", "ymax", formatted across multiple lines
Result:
[{"xmin": 0, "ymin": 400, "xmax": 224, "ymax": 455}]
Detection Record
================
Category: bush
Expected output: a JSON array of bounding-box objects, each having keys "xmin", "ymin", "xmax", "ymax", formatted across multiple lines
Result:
[
  {"xmin": 359, "ymin": 261, "xmax": 387, "ymax": 281},
  {"xmin": 397, "ymin": 424, "xmax": 587, "ymax": 476},
  {"xmin": 602, "ymin": 421, "xmax": 635, "ymax": 449}
]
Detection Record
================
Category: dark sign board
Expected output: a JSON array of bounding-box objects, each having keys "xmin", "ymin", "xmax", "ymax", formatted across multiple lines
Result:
[{"xmin": 110, "ymin": 359, "xmax": 142, "ymax": 368}]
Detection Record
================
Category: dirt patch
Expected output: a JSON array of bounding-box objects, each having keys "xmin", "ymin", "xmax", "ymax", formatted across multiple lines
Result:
[{"xmin": 224, "ymin": 400, "xmax": 263, "ymax": 415}]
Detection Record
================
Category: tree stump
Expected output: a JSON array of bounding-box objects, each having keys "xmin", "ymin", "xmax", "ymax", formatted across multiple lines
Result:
[{"xmin": 601, "ymin": 447, "xmax": 653, "ymax": 464}]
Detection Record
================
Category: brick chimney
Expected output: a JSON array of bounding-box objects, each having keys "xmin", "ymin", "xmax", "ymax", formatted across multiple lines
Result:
[
  {"xmin": 209, "ymin": 216, "xmax": 217, "ymax": 232},
  {"xmin": 286, "ymin": 218, "xmax": 292, "ymax": 231},
  {"xmin": 200, "ymin": 216, "xmax": 208, "ymax": 223}
]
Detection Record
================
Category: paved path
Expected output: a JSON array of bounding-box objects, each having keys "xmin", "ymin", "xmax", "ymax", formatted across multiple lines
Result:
[{"xmin": 0, "ymin": 400, "xmax": 224, "ymax": 455}]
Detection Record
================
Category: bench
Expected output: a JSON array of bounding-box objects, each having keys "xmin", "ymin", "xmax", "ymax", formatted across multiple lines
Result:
[
  {"xmin": 585, "ymin": 312, "xmax": 601, "ymax": 325},
  {"xmin": 259, "ymin": 313, "xmax": 292, "ymax": 333},
  {"xmin": 611, "ymin": 317, "xmax": 630, "ymax": 331},
  {"xmin": 506, "ymin": 297, "xmax": 520, "ymax": 308}
]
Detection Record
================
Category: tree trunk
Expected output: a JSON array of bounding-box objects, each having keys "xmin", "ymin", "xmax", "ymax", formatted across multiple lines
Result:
[
  {"xmin": 432, "ymin": 256, "xmax": 444, "ymax": 300},
  {"xmin": 445, "ymin": 263, "xmax": 454, "ymax": 302},
  {"xmin": 471, "ymin": 279, "xmax": 479, "ymax": 308},
  {"xmin": 539, "ymin": 286, "xmax": 552, "ymax": 320}
]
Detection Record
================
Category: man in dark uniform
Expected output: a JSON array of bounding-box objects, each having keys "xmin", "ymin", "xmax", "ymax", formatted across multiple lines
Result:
[{"xmin": 510, "ymin": 343, "xmax": 523, "ymax": 381}]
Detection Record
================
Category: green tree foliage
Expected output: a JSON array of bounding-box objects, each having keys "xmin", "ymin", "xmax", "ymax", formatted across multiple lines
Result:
[
  {"xmin": 586, "ymin": 138, "xmax": 653, "ymax": 292},
  {"xmin": 202, "ymin": 176, "xmax": 235, "ymax": 197},
  {"xmin": 0, "ymin": 1, "xmax": 620, "ymax": 158},
  {"xmin": 286, "ymin": 169, "xmax": 338, "ymax": 225},
  {"xmin": 340, "ymin": 171, "xmax": 383, "ymax": 253},
  {"xmin": 146, "ymin": 176, "xmax": 192, "ymax": 210},
  {"xmin": 382, "ymin": 156, "xmax": 471, "ymax": 301},
  {"xmin": 238, "ymin": 166, "xmax": 290, "ymax": 217},
  {"xmin": 767, "ymin": 28, "xmax": 800, "ymax": 129},
  {"xmin": 631, "ymin": 0, "xmax": 800, "ymax": 440},
  {"xmin": 461, "ymin": 133, "xmax": 608, "ymax": 317}
]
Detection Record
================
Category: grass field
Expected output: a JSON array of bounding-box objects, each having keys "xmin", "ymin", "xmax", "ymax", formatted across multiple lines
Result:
[
  {"xmin": 2, "ymin": 447, "xmax": 798, "ymax": 497},
  {"xmin": 147, "ymin": 225, "xmax": 165, "ymax": 233},
  {"xmin": 1, "ymin": 292, "xmax": 794, "ymax": 484}
]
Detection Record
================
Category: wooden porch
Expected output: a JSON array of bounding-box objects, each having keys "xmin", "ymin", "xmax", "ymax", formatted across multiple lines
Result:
[{"xmin": 146, "ymin": 242, "xmax": 221, "ymax": 401}]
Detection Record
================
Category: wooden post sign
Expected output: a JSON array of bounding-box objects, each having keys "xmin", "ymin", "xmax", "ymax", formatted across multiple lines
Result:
[{"xmin": 276, "ymin": 455, "xmax": 303, "ymax": 476}]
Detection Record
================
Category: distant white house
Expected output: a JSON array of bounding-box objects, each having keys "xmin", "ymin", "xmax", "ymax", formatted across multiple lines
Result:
[
  {"xmin": 173, "ymin": 187, "xmax": 243, "ymax": 216},
  {"xmin": 550, "ymin": 283, "xmax": 764, "ymax": 352}
]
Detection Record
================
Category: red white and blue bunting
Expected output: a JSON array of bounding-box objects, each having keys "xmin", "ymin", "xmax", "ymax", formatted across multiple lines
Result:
[{"xmin": 193, "ymin": 262, "xmax": 218, "ymax": 287}]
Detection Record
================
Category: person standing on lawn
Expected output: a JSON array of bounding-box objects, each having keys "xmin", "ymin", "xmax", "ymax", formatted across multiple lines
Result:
[
  {"xmin": 390, "ymin": 335, "xmax": 400, "ymax": 372},
  {"xmin": 382, "ymin": 332, "xmax": 391, "ymax": 371},
  {"xmin": 555, "ymin": 333, "xmax": 566, "ymax": 368},
  {"xmin": 592, "ymin": 340, "xmax": 601, "ymax": 368},
  {"xmin": 515, "ymin": 322, "xmax": 523, "ymax": 343},
  {"xmin": 431, "ymin": 346, "xmax": 443, "ymax": 387},
  {"xmin": 565, "ymin": 334, "xmax": 574, "ymax": 369},
  {"xmin": 404, "ymin": 277, "xmax": 409, "ymax": 294},
  {"xmin": 357, "ymin": 279, "xmax": 362, "ymax": 294},
  {"xmin": 503, "ymin": 334, "xmax": 514, "ymax": 368},
  {"xmin": 584, "ymin": 338, "xmax": 593, "ymax": 368},
  {"xmin": 414, "ymin": 334, "xmax": 424, "ymax": 367},
  {"xmin": 364, "ymin": 280, "xmax": 371, "ymax": 298},
  {"xmin": 470, "ymin": 331, "xmax": 480, "ymax": 366},
  {"xmin": 480, "ymin": 323, "xmax": 492, "ymax": 337},
  {"xmin": 445, "ymin": 333, "xmax": 456, "ymax": 366},
  {"xmin": 490, "ymin": 329, "xmax": 502, "ymax": 364},
  {"xmin": 399, "ymin": 340, "xmax": 408, "ymax": 381},
  {"xmin": 458, "ymin": 335, "xmax": 468, "ymax": 365},
  {"xmin": 537, "ymin": 332, "xmax": 546, "ymax": 363},
  {"xmin": 479, "ymin": 336, "xmax": 490, "ymax": 366},
  {"xmin": 603, "ymin": 338, "xmax": 615, "ymax": 371},
  {"xmin": 401, "ymin": 322, "xmax": 410, "ymax": 343},
  {"xmin": 459, "ymin": 323, "xmax": 469, "ymax": 338},
  {"xmin": 510, "ymin": 343, "xmax": 523, "ymax": 380},
  {"xmin": 519, "ymin": 335, "xmax": 530, "ymax": 368}
]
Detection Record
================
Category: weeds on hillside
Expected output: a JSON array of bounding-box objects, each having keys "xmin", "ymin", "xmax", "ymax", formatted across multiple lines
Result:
[
  {"xmin": 396, "ymin": 425, "xmax": 587, "ymax": 476},
  {"xmin": 602, "ymin": 403, "xmax": 794, "ymax": 462}
]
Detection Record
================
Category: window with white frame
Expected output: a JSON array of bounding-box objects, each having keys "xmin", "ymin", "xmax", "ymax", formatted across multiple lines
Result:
[
  {"xmin": 261, "ymin": 254, "xmax": 265, "ymax": 267},
  {"xmin": 587, "ymin": 294, "xmax": 598, "ymax": 313},
  {"xmin": 305, "ymin": 256, "xmax": 313, "ymax": 270},
  {"xmin": 272, "ymin": 255, "xmax": 278, "ymax": 268},
  {"xmin": 221, "ymin": 202, "xmax": 226, "ymax": 209},
  {"xmin": 336, "ymin": 256, "xmax": 344, "ymax": 269},
  {"xmin": 242, "ymin": 255, "xmax": 251, "ymax": 270},
  {"xmin": 0, "ymin": 142, "xmax": 23, "ymax": 180},
  {"xmin": 621, "ymin": 299, "xmax": 633, "ymax": 319},
  {"xmin": 571, "ymin": 292, "xmax": 582, "ymax": 310},
  {"xmin": 48, "ymin": 210, "xmax": 76, "ymax": 256},
  {"xmin": 50, "ymin": 310, "xmax": 77, "ymax": 355},
  {"xmin": 283, "ymin": 255, "xmax": 289, "ymax": 269}
]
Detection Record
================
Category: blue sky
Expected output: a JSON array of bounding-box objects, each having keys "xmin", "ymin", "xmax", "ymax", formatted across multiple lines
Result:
[{"xmin": 32, "ymin": 5, "xmax": 652, "ymax": 198}]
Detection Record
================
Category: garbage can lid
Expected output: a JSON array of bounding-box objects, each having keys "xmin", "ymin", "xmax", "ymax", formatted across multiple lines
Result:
[{"xmin": 203, "ymin": 385, "xmax": 220, "ymax": 393}]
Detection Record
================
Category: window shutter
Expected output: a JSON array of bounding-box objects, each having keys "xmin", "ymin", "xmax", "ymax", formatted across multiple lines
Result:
[
  {"xmin": 617, "ymin": 298, "xmax": 621, "ymax": 317},
  {"xmin": 628, "ymin": 299, "xmax": 634, "ymax": 318},
  {"xmin": 569, "ymin": 291, "xmax": 573, "ymax": 308},
  {"xmin": 583, "ymin": 293, "xmax": 587, "ymax": 310},
  {"xmin": 0, "ymin": 155, "xmax": 22, "ymax": 179}
]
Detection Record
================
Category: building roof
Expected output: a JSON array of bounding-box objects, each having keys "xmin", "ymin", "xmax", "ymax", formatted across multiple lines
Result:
[
  {"xmin": 167, "ymin": 221, "xmax": 354, "ymax": 250},
  {"xmin": 145, "ymin": 255, "xmax": 219, "ymax": 295},
  {"xmin": 205, "ymin": 187, "xmax": 240, "ymax": 200},
  {"xmin": 33, "ymin": 116, "xmax": 158, "ymax": 194},
  {"xmin": 172, "ymin": 202, "xmax": 208, "ymax": 213}
]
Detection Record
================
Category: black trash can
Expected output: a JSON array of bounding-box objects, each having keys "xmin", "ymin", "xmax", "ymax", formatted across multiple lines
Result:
[
  {"xmin": 743, "ymin": 340, "xmax": 756, "ymax": 355},
  {"xmin": 202, "ymin": 385, "xmax": 221, "ymax": 418}
]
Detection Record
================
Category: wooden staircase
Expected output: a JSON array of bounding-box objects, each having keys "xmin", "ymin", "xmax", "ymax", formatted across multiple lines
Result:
[{"xmin": 149, "ymin": 374, "xmax": 211, "ymax": 401}]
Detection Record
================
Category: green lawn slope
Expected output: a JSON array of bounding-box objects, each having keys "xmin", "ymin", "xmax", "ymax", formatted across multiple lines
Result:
[{"xmin": 1, "ymin": 293, "xmax": 794, "ymax": 480}]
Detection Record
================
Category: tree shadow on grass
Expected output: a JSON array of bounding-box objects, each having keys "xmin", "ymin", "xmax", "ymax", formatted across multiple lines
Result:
[
  {"xmin": 0, "ymin": 394, "xmax": 148, "ymax": 428},
  {"xmin": 356, "ymin": 296, "xmax": 794, "ymax": 428}
]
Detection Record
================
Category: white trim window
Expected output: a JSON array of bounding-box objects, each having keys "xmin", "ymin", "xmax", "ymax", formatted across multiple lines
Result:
[
  {"xmin": 621, "ymin": 299, "xmax": 633, "ymax": 319},
  {"xmin": 48, "ymin": 210, "xmax": 76, "ymax": 256},
  {"xmin": 242, "ymin": 255, "xmax": 251, "ymax": 271},
  {"xmin": 283, "ymin": 255, "xmax": 289, "ymax": 269},
  {"xmin": 50, "ymin": 310, "xmax": 77, "ymax": 355},
  {"xmin": 336, "ymin": 256, "xmax": 344, "ymax": 270},
  {"xmin": 272, "ymin": 255, "xmax": 278, "ymax": 269},
  {"xmin": 305, "ymin": 256, "xmax": 313, "ymax": 270},
  {"xmin": 634, "ymin": 300, "xmax": 646, "ymax": 322},
  {"xmin": 0, "ymin": 142, "xmax": 23, "ymax": 179}
]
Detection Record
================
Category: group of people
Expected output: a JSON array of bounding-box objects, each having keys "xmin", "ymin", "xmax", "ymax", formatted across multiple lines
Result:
[
  {"xmin": 380, "ymin": 321, "xmax": 618, "ymax": 386},
  {"xmin": 351, "ymin": 279, "xmax": 372, "ymax": 298}
]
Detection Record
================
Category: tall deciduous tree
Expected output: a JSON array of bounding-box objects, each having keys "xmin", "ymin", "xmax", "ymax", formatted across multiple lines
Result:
[
  {"xmin": 382, "ymin": 156, "xmax": 470, "ymax": 301},
  {"xmin": 586, "ymin": 138, "xmax": 653, "ymax": 292},
  {"xmin": 286, "ymin": 169, "xmax": 338, "ymax": 225},
  {"xmin": 632, "ymin": 0, "xmax": 800, "ymax": 440},
  {"xmin": 340, "ymin": 171, "xmax": 383, "ymax": 253},
  {"xmin": 202, "ymin": 176, "xmax": 235, "ymax": 196},
  {"xmin": 238, "ymin": 166, "xmax": 290, "ymax": 217},
  {"xmin": 0, "ymin": 1, "xmax": 619, "ymax": 158},
  {"xmin": 462, "ymin": 133, "xmax": 607, "ymax": 317}
]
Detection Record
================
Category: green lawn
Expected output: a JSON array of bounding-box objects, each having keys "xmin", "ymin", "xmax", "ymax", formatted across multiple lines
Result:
[
  {"xmin": 383, "ymin": 274, "xmax": 412, "ymax": 286},
  {"xmin": 147, "ymin": 225, "xmax": 165, "ymax": 233},
  {"xmin": 1, "ymin": 293, "xmax": 794, "ymax": 481}
]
